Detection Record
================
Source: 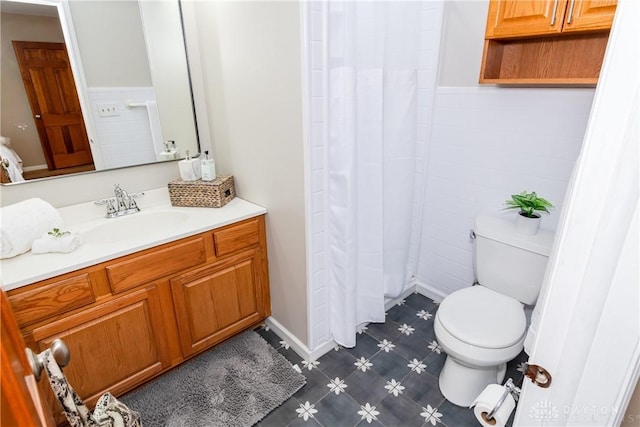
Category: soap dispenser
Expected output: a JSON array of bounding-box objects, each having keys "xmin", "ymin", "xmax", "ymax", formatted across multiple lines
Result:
[
  {"xmin": 178, "ymin": 150, "xmax": 201, "ymax": 181},
  {"xmin": 158, "ymin": 141, "xmax": 178, "ymax": 161},
  {"xmin": 201, "ymin": 150, "xmax": 216, "ymax": 181}
]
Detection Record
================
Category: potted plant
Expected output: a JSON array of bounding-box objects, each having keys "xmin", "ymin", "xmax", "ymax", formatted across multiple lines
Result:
[{"xmin": 504, "ymin": 191, "xmax": 554, "ymax": 235}]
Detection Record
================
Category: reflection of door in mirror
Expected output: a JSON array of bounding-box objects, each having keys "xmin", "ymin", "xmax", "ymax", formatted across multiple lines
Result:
[{"xmin": 12, "ymin": 41, "xmax": 95, "ymax": 176}]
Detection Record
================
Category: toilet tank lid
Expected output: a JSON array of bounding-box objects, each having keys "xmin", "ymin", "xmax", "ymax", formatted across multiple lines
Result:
[{"xmin": 474, "ymin": 215, "xmax": 555, "ymax": 256}]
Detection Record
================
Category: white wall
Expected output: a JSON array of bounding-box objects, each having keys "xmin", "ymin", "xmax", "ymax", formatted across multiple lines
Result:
[
  {"xmin": 193, "ymin": 1, "xmax": 308, "ymax": 345},
  {"xmin": 68, "ymin": 0, "xmax": 151, "ymax": 87},
  {"xmin": 416, "ymin": 87, "xmax": 593, "ymax": 297},
  {"xmin": 0, "ymin": 161, "xmax": 179, "ymax": 208},
  {"xmin": 415, "ymin": 0, "xmax": 595, "ymax": 298}
]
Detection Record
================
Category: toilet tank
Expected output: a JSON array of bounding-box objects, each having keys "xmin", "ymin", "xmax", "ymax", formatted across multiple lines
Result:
[{"xmin": 474, "ymin": 214, "xmax": 555, "ymax": 305}]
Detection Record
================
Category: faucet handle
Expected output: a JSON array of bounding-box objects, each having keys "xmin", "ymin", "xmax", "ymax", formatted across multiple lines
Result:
[{"xmin": 106, "ymin": 200, "xmax": 117, "ymax": 214}]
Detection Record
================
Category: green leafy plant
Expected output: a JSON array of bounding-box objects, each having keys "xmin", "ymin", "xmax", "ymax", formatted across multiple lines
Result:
[
  {"xmin": 504, "ymin": 191, "xmax": 554, "ymax": 218},
  {"xmin": 48, "ymin": 228, "xmax": 70, "ymax": 238}
]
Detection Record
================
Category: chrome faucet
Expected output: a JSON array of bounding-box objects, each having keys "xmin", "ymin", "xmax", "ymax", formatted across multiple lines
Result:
[{"xmin": 95, "ymin": 184, "xmax": 144, "ymax": 218}]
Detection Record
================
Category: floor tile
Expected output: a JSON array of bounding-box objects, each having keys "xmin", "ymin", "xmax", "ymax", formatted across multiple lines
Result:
[
  {"xmin": 288, "ymin": 413, "xmax": 323, "ymax": 426},
  {"xmin": 257, "ymin": 396, "xmax": 302, "ymax": 427},
  {"xmin": 401, "ymin": 370, "xmax": 446, "ymax": 409},
  {"xmin": 317, "ymin": 347, "xmax": 358, "ymax": 380},
  {"xmin": 313, "ymin": 391, "xmax": 363, "ymax": 427},
  {"xmin": 393, "ymin": 326, "xmax": 436, "ymax": 361},
  {"xmin": 365, "ymin": 319, "xmax": 403, "ymax": 342},
  {"xmin": 386, "ymin": 303, "xmax": 422, "ymax": 326},
  {"xmin": 423, "ymin": 350, "xmax": 446, "ymax": 378},
  {"xmin": 404, "ymin": 293, "xmax": 438, "ymax": 313},
  {"xmin": 259, "ymin": 292, "xmax": 517, "ymax": 427},
  {"xmin": 437, "ymin": 399, "xmax": 478, "ymax": 427},
  {"xmin": 293, "ymin": 366, "xmax": 331, "ymax": 404},
  {"xmin": 369, "ymin": 349, "xmax": 410, "ymax": 382},
  {"xmin": 343, "ymin": 369, "xmax": 390, "ymax": 406},
  {"xmin": 344, "ymin": 332, "xmax": 381, "ymax": 360},
  {"xmin": 376, "ymin": 393, "xmax": 424, "ymax": 427}
]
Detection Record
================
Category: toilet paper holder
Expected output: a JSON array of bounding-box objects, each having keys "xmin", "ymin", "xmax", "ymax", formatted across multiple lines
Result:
[{"xmin": 482, "ymin": 378, "xmax": 521, "ymax": 424}]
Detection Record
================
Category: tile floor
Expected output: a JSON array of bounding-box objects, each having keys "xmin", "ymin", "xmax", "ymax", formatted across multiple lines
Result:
[{"xmin": 256, "ymin": 292, "xmax": 528, "ymax": 427}]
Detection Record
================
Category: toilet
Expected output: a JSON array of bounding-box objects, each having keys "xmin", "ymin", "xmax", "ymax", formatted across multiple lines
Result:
[{"xmin": 434, "ymin": 214, "xmax": 554, "ymax": 406}]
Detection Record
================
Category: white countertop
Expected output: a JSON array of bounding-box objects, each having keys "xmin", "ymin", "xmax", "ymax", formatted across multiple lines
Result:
[{"xmin": 0, "ymin": 188, "xmax": 266, "ymax": 291}]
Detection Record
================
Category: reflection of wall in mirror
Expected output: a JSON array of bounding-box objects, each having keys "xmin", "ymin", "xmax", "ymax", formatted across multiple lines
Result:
[
  {"xmin": 0, "ymin": 12, "xmax": 63, "ymax": 168},
  {"xmin": 69, "ymin": 0, "xmax": 197, "ymax": 165}
]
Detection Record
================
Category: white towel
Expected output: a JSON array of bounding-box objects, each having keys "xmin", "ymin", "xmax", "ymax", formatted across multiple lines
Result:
[
  {"xmin": 0, "ymin": 198, "xmax": 63, "ymax": 259},
  {"xmin": 0, "ymin": 136, "xmax": 25, "ymax": 183},
  {"xmin": 32, "ymin": 232, "xmax": 82, "ymax": 254}
]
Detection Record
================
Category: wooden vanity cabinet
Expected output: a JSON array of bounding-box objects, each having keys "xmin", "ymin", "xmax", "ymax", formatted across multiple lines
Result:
[
  {"xmin": 480, "ymin": 0, "xmax": 617, "ymax": 85},
  {"xmin": 7, "ymin": 215, "xmax": 270, "ymax": 425}
]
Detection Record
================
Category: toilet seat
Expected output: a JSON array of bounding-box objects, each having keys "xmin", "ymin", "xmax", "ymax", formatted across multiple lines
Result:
[{"xmin": 437, "ymin": 286, "xmax": 526, "ymax": 349}]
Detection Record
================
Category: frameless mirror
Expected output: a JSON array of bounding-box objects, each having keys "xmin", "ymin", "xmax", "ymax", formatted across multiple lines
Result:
[{"xmin": 0, "ymin": 0, "xmax": 200, "ymax": 184}]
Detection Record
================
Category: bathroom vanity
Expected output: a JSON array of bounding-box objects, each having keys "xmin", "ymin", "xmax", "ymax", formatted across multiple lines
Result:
[{"xmin": 1, "ymin": 189, "xmax": 270, "ymax": 424}]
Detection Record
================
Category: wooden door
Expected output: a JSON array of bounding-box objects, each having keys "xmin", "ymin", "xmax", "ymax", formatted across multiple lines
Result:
[
  {"xmin": 1, "ymin": 291, "xmax": 56, "ymax": 426},
  {"xmin": 171, "ymin": 250, "xmax": 268, "ymax": 357},
  {"xmin": 13, "ymin": 41, "xmax": 94, "ymax": 171},
  {"xmin": 485, "ymin": 0, "xmax": 568, "ymax": 38},
  {"xmin": 561, "ymin": 0, "xmax": 617, "ymax": 33},
  {"xmin": 27, "ymin": 286, "xmax": 169, "ymax": 424}
]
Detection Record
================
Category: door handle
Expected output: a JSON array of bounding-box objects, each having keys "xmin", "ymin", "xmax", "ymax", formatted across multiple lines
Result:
[
  {"xmin": 26, "ymin": 339, "xmax": 70, "ymax": 381},
  {"xmin": 34, "ymin": 114, "xmax": 41, "ymax": 119}
]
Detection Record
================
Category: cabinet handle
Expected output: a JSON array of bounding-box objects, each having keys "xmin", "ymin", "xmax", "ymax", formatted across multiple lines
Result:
[
  {"xmin": 566, "ymin": 0, "xmax": 576, "ymax": 24},
  {"xmin": 550, "ymin": 0, "xmax": 560, "ymax": 26}
]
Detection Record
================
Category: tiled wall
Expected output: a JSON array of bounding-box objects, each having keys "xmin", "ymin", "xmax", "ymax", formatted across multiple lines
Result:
[
  {"xmin": 87, "ymin": 87, "xmax": 160, "ymax": 169},
  {"xmin": 305, "ymin": 1, "xmax": 330, "ymax": 353},
  {"xmin": 415, "ymin": 87, "xmax": 595, "ymax": 298}
]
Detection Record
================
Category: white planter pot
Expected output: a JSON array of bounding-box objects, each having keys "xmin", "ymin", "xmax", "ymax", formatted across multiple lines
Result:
[{"xmin": 516, "ymin": 213, "xmax": 541, "ymax": 235}]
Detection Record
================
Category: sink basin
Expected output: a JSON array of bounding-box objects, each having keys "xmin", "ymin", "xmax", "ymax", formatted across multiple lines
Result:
[{"xmin": 83, "ymin": 211, "xmax": 189, "ymax": 244}]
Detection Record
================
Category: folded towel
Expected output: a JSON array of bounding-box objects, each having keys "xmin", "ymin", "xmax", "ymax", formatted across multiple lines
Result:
[
  {"xmin": 0, "ymin": 198, "xmax": 63, "ymax": 259},
  {"xmin": 32, "ymin": 232, "xmax": 82, "ymax": 254}
]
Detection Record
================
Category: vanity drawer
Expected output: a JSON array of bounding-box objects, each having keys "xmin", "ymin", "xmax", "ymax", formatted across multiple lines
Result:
[
  {"xmin": 213, "ymin": 218, "xmax": 260, "ymax": 257},
  {"xmin": 8, "ymin": 273, "xmax": 95, "ymax": 327},
  {"xmin": 106, "ymin": 237, "xmax": 206, "ymax": 293}
]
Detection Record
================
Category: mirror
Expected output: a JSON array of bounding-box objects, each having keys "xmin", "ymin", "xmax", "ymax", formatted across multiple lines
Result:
[{"xmin": 0, "ymin": 0, "xmax": 200, "ymax": 184}]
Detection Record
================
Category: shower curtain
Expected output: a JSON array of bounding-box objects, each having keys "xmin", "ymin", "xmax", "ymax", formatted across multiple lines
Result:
[{"xmin": 327, "ymin": 1, "xmax": 431, "ymax": 347}]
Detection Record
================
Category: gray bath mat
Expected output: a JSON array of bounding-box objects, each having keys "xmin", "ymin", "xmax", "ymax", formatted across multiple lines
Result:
[{"xmin": 121, "ymin": 330, "xmax": 306, "ymax": 427}]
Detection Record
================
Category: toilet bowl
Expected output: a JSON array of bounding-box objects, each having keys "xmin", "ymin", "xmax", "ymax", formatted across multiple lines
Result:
[
  {"xmin": 433, "ymin": 214, "xmax": 554, "ymax": 407},
  {"xmin": 434, "ymin": 285, "xmax": 526, "ymax": 406}
]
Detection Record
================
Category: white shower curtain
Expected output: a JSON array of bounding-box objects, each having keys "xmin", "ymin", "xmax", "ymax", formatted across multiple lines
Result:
[{"xmin": 327, "ymin": 1, "xmax": 431, "ymax": 347}]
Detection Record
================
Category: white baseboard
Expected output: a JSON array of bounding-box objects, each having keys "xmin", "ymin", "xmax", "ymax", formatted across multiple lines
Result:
[
  {"xmin": 415, "ymin": 280, "xmax": 448, "ymax": 303},
  {"xmin": 22, "ymin": 164, "xmax": 47, "ymax": 172},
  {"xmin": 266, "ymin": 282, "xmax": 447, "ymax": 362},
  {"xmin": 265, "ymin": 316, "xmax": 337, "ymax": 362},
  {"xmin": 384, "ymin": 284, "xmax": 418, "ymax": 311}
]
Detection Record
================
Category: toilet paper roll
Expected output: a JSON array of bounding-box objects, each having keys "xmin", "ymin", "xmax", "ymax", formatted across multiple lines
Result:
[{"xmin": 472, "ymin": 384, "xmax": 515, "ymax": 427}]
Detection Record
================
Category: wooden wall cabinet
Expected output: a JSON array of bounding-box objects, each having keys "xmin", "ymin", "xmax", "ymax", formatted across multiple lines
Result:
[
  {"xmin": 480, "ymin": 0, "xmax": 617, "ymax": 85},
  {"xmin": 7, "ymin": 215, "xmax": 270, "ymax": 425}
]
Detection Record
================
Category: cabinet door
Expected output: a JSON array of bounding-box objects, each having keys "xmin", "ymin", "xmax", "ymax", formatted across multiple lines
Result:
[
  {"xmin": 485, "ymin": 0, "xmax": 567, "ymax": 38},
  {"xmin": 561, "ymin": 0, "xmax": 617, "ymax": 33},
  {"xmin": 29, "ymin": 287, "xmax": 169, "ymax": 423},
  {"xmin": 171, "ymin": 250, "xmax": 269, "ymax": 357}
]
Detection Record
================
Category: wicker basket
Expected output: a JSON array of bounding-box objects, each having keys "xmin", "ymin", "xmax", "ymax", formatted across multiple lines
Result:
[{"xmin": 168, "ymin": 176, "xmax": 236, "ymax": 208}]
